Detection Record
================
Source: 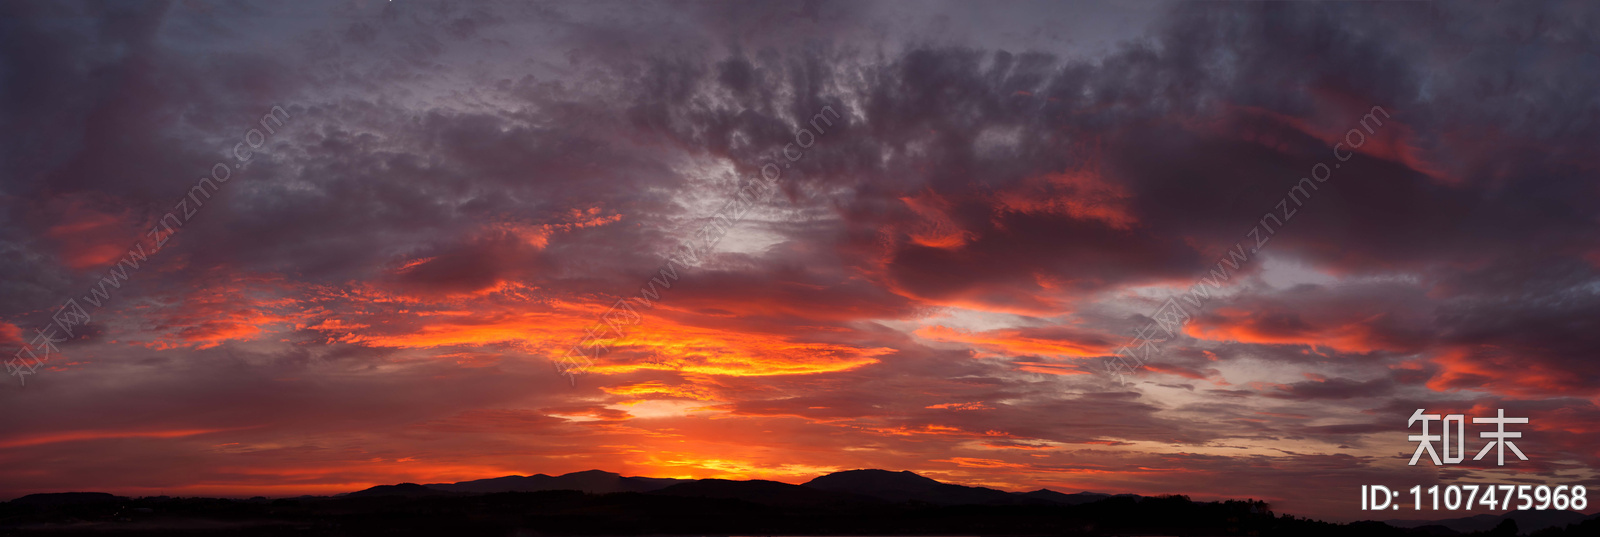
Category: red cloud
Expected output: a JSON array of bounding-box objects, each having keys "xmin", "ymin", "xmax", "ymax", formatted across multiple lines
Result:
[{"xmin": 41, "ymin": 195, "xmax": 147, "ymax": 271}]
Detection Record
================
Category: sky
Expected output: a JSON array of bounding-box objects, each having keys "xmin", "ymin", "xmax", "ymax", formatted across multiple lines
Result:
[{"xmin": 2, "ymin": 0, "xmax": 1599, "ymax": 522}]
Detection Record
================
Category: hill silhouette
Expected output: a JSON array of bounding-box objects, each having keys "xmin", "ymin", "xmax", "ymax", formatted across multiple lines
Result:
[
  {"xmin": 5, "ymin": 469, "xmax": 1598, "ymax": 536},
  {"xmin": 802, "ymin": 468, "xmax": 1016, "ymax": 504},
  {"xmin": 345, "ymin": 482, "xmax": 449, "ymax": 498},
  {"xmin": 423, "ymin": 469, "xmax": 688, "ymax": 494},
  {"xmin": 411, "ymin": 468, "xmax": 1109, "ymax": 506}
]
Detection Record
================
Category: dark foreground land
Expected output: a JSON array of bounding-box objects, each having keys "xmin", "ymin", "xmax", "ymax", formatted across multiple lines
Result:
[
  {"xmin": 4, "ymin": 493, "xmax": 1596, "ymax": 537},
  {"xmin": 2, "ymin": 471, "xmax": 1596, "ymax": 536}
]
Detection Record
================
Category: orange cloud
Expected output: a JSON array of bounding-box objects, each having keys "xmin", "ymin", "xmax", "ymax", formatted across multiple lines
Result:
[
  {"xmin": 138, "ymin": 274, "xmax": 311, "ymax": 350},
  {"xmin": 916, "ymin": 325, "xmax": 1111, "ymax": 358},
  {"xmin": 306, "ymin": 287, "xmax": 889, "ymax": 378},
  {"xmin": 934, "ymin": 457, "xmax": 1029, "ymax": 469},
  {"xmin": 603, "ymin": 381, "xmax": 715, "ymax": 401},
  {"xmin": 583, "ymin": 325, "xmax": 892, "ymax": 377},
  {"xmin": 1184, "ymin": 308, "xmax": 1404, "ymax": 354},
  {"xmin": 1428, "ymin": 346, "xmax": 1594, "ymax": 397},
  {"xmin": 1013, "ymin": 362, "xmax": 1091, "ymax": 375}
]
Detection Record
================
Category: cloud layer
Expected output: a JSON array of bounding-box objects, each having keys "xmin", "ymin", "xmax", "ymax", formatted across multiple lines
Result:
[{"xmin": 2, "ymin": 0, "xmax": 1598, "ymax": 522}]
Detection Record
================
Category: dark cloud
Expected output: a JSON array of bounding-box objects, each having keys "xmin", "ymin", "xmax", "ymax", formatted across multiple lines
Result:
[{"xmin": 1268, "ymin": 377, "xmax": 1394, "ymax": 401}]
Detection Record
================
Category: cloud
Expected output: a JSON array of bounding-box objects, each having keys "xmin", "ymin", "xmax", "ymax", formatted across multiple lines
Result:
[{"xmin": 1, "ymin": 0, "xmax": 1598, "ymax": 523}]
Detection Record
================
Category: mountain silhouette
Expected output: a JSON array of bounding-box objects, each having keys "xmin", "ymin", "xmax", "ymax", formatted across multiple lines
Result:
[
  {"xmin": 424, "ymin": 469, "xmax": 688, "ymax": 494},
  {"xmin": 414, "ymin": 468, "xmax": 1109, "ymax": 506},
  {"xmin": 346, "ymin": 482, "xmax": 449, "ymax": 497},
  {"xmin": 801, "ymin": 468, "xmax": 1018, "ymax": 505}
]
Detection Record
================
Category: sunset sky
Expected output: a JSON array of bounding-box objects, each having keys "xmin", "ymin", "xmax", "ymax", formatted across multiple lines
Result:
[{"xmin": 3, "ymin": 0, "xmax": 1599, "ymax": 522}]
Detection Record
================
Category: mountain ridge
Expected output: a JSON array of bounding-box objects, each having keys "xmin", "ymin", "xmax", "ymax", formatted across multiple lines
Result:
[
  {"xmin": 421, "ymin": 469, "xmax": 691, "ymax": 494},
  {"xmin": 378, "ymin": 468, "xmax": 1112, "ymax": 505}
]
